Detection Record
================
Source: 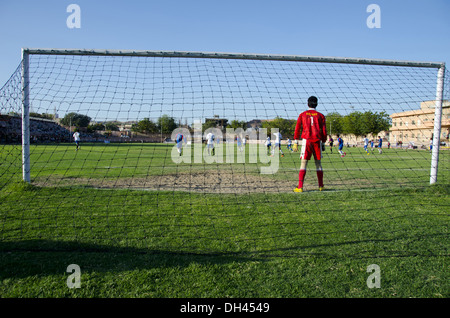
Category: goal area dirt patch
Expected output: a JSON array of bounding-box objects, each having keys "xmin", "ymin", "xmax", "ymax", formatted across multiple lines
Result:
[{"xmin": 33, "ymin": 171, "xmax": 295, "ymax": 194}]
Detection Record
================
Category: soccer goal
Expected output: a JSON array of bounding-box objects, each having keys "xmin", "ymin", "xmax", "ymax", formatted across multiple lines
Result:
[{"xmin": 5, "ymin": 48, "xmax": 446, "ymax": 190}]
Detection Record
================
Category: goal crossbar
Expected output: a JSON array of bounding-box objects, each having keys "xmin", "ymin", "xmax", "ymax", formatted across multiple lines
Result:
[{"xmin": 22, "ymin": 48, "xmax": 445, "ymax": 69}]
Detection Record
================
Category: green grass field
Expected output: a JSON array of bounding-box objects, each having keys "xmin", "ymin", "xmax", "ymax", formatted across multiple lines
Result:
[{"xmin": 0, "ymin": 142, "xmax": 448, "ymax": 298}]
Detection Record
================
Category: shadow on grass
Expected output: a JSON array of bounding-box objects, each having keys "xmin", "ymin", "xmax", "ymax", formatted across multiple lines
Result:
[
  {"xmin": 1, "ymin": 229, "xmax": 447, "ymax": 280},
  {"xmin": 0, "ymin": 239, "xmax": 266, "ymax": 280}
]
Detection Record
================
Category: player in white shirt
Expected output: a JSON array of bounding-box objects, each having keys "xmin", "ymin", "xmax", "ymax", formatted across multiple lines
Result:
[
  {"xmin": 287, "ymin": 139, "xmax": 293, "ymax": 152},
  {"xmin": 73, "ymin": 130, "xmax": 81, "ymax": 151},
  {"xmin": 363, "ymin": 136, "xmax": 369, "ymax": 155},
  {"xmin": 206, "ymin": 132, "xmax": 215, "ymax": 155},
  {"xmin": 265, "ymin": 137, "xmax": 272, "ymax": 155},
  {"xmin": 272, "ymin": 131, "xmax": 284, "ymax": 157}
]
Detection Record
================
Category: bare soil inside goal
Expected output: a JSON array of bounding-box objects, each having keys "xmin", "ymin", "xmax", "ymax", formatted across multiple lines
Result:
[{"xmin": 33, "ymin": 171, "xmax": 296, "ymax": 194}]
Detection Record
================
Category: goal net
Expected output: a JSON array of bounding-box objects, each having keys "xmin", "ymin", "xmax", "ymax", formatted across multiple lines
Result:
[{"xmin": 0, "ymin": 49, "xmax": 448, "ymax": 255}]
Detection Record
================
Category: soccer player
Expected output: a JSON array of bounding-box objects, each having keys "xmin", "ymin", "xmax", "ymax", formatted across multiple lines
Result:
[
  {"xmin": 175, "ymin": 133, "xmax": 185, "ymax": 156},
  {"xmin": 293, "ymin": 96, "xmax": 327, "ymax": 192},
  {"xmin": 265, "ymin": 136, "xmax": 272, "ymax": 155},
  {"xmin": 329, "ymin": 135, "xmax": 334, "ymax": 153},
  {"xmin": 287, "ymin": 138, "xmax": 293, "ymax": 152},
  {"xmin": 377, "ymin": 136, "xmax": 383, "ymax": 154},
  {"xmin": 206, "ymin": 132, "xmax": 215, "ymax": 155},
  {"xmin": 363, "ymin": 135, "xmax": 370, "ymax": 155},
  {"xmin": 337, "ymin": 134, "xmax": 346, "ymax": 157},
  {"xmin": 272, "ymin": 131, "xmax": 284, "ymax": 157},
  {"xmin": 370, "ymin": 140, "xmax": 374, "ymax": 152},
  {"xmin": 237, "ymin": 135, "xmax": 243, "ymax": 152},
  {"xmin": 73, "ymin": 129, "xmax": 81, "ymax": 151}
]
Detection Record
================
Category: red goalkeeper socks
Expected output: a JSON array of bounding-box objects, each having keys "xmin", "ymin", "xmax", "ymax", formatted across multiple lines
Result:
[
  {"xmin": 298, "ymin": 169, "xmax": 324, "ymax": 188},
  {"xmin": 298, "ymin": 169, "xmax": 306, "ymax": 188},
  {"xmin": 317, "ymin": 170, "xmax": 324, "ymax": 188}
]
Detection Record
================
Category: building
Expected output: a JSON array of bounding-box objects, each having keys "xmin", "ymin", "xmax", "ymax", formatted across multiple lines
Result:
[
  {"xmin": 204, "ymin": 115, "xmax": 228, "ymax": 131},
  {"xmin": 389, "ymin": 100, "xmax": 450, "ymax": 147},
  {"xmin": 246, "ymin": 119, "xmax": 262, "ymax": 131}
]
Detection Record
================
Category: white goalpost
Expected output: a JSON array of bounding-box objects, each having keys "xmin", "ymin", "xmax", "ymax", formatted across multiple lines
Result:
[
  {"xmin": 430, "ymin": 65, "xmax": 446, "ymax": 184},
  {"xmin": 21, "ymin": 49, "xmax": 31, "ymax": 183}
]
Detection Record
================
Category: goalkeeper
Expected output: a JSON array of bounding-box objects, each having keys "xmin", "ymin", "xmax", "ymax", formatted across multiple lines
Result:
[{"xmin": 292, "ymin": 96, "xmax": 327, "ymax": 192}]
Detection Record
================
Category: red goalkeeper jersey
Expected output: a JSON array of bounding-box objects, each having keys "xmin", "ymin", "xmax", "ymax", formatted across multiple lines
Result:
[{"xmin": 293, "ymin": 108, "xmax": 327, "ymax": 143}]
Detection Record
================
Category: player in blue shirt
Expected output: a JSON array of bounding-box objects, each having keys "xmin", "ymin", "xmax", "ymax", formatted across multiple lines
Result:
[
  {"xmin": 377, "ymin": 136, "xmax": 383, "ymax": 154},
  {"xmin": 176, "ymin": 133, "xmax": 185, "ymax": 156},
  {"xmin": 237, "ymin": 135, "xmax": 243, "ymax": 152},
  {"xmin": 328, "ymin": 135, "xmax": 334, "ymax": 153},
  {"xmin": 337, "ymin": 134, "xmax": 346, "ymax": 158},
  {"xmin": 265, "ymin": 137, "xmax": 272, "ymax": 156}
]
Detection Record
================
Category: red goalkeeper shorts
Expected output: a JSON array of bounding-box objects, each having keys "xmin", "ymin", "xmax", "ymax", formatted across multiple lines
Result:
[{"xmin": 300, "ymin": 139, "xmax": 322, "ymax": 160}]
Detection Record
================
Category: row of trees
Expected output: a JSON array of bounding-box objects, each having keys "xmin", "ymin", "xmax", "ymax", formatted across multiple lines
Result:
[
  {"xmin": 58, "ymin": 110, "xmax": 391, "ymax": 137},
  {"xmin": 30, "ymin": 112, "xmax": 54, "ymax": 120},
  {"xmin": 325, "ymin": 111, "xmax": 391, "ymax": 137},
  {"xmin": 262, "ymin": 111, "xmax": 391, "ymax": 137},
  {"xmin": 60, "ymin": 113, "xmax": 115, "ymax": 133},
  {"xmin": 131, "ymin": 115, "xmax": 178, "ymax": 134},
  {"xmin": 133, "ymin": 117, "xmax": 249, "ymax": 134},
  {"xmin": 60, "ymin": 113, "xmax": 179, "ymax": 134},
  {"xmin": 60, "ymin": 113, "xmax": 91, "ymax": 128}
]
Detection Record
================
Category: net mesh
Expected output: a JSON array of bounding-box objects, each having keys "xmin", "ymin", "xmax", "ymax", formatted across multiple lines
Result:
[{"xmin": 0, "ymin": 51, "xmax": 448, "ymax": 255}]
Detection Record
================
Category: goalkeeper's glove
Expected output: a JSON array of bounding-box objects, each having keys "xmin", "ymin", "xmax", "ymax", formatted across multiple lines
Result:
[{"xmin": 293, "ymin": 141, "xmax": 299, "ymax": 152}]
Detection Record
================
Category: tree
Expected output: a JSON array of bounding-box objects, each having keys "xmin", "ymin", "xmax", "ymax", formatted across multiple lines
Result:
[
  {"xmin": 229, "ymin": 119, "xmax": 247, "ymax": 130},
  {"xmin": 60, "ymin": 112, "xmax": 91, "ymax": 128},
  {"xmin": 86, "ymin": 123, "xmax": 105, "ymax": 133},
  {"xmin": 105, "ymin": 122, "xmax": 119, "ymax": 131},
  {"xmin": 157, "ymin": 115, "xmax": 178, "ymax": 134},
  {"xmin": 134, "ymin": 118, "xmax": 158, "ymax": 134},
  {"xmin": 361, "ymin": 111, "xmax": 377, "ymax": 136},
  {"xmin": 261, "ymin": 117, "xmax": 296, "ymax": 136},
  {"xmin": 373, "ymin": 111, "xmax": 391, "ymax": 135},
  {"xmin": 202, "ymin": 120, "xmax": 217, "ymax": 132},
  {"xmin": 30, "ymin": 112, "xmax": 54, "ymax": 120},
  {"xmin": 342, "ymin": 111, "xmax": 364, "ymax": 137},
  {"xmin": 340, "ymin": 110, "xmax": 391, "ymax": 138},
  {"xmin": 360, "ymin": 111, "xmax": 391, "ymax": 136},
  {"xmin": 326, "ymin": 112, "xmax": 343, "ymax": 136}
]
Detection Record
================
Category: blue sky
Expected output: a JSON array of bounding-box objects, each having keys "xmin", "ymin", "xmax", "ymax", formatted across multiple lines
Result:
[
  {"xmin": 0, "ymin": 0, "xmax": 449, "ymax": 121},
  {"xmin": 1, "ymin": 0, "xmax": 449, "ymax": 83}
]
